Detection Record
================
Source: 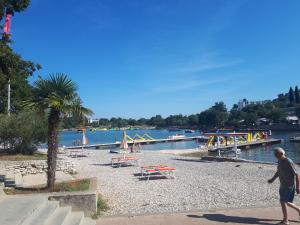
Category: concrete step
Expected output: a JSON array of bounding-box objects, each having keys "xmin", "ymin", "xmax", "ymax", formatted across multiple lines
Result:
[
  {"xmin": 0, "ymin": 177, "xmax": 5, "ymax": 196},
  {"xmin": 23, "ymin": 200, "xmax": 59, "ymax": 225},
  {"xmin": 80, "ymin": 218, "xmax": 96, "ymax": 225},
  {"xmin": 63, "ymin": 212, "xmax": 84, "ymax": 225},
  {"xmin": 0, "ymin": 174, "xmax": 5, "ymax": 183},
  {"xmin": 0, "ymin": 195, "xmax": 47, "ymax": 225},
  {"xmin": 4, "ymin": 178, "xmax": 16, "ymax": 188},
  {"xmin": 0, "ymin": 190, "xmax": 95, "ymax": 225},
  {"xmin": 44, "ymin": 206, "xmax": 72, "ymax": 225}
]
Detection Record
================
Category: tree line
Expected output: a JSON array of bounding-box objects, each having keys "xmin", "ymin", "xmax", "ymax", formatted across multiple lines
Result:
[{"xmin": 84, "ymin": 87, "xmax": 300, "ymax": 130}]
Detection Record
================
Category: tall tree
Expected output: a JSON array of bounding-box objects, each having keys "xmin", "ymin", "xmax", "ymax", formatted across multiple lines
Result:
[
  {"xmin": 288, "ymin": 87, "xmax": 295, "ymax": 105},
  {"xmin": 295, "ymin": 86, "xmax": 300, "ymax": 104},
  {"xmin": 0, "ymin": 43, "xmax": 40, "ymax": 113},
  {"xmin": 0, "ymin": 0, "xmax": 30, "ymax": 20},
  {"xmin": 1, "ymin": 0, "xmax": 40, "ymax": 113},
  {"xmin": 25, "ymin": 74, "xmax": 93, "ymax": 190}
]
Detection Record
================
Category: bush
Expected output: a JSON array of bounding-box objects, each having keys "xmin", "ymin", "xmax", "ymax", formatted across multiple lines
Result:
[
  {"xmin": 0, "ymin": 111, "xmax": 47, "ymax": 154},
  {"xmin": 92, "ymin": 194, "xmax": 109, "ymax": 219}
]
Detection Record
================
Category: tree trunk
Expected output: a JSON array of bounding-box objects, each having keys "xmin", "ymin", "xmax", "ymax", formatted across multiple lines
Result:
[{"xmin": 47, "ymin": 108, "xmax": 60, "ymax": 191}]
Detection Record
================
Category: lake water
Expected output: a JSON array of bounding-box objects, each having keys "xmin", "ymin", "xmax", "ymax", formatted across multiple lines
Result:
[{"xmin": 59, "ymin": 130, "xmax": 300, "ymax": 163}]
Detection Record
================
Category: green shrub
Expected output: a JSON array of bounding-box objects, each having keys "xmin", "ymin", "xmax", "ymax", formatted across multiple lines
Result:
[
  {"xmin": 92, "ymin": 194, "xmax": 109, "ymax": 219},
  {"xmin": 0, "ymin": 111, "xmax": 47, "ymax": 154}
]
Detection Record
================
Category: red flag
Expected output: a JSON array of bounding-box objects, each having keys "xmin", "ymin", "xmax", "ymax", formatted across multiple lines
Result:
[{"xmin": 3, "ymin": 13, "xmax": 12, "ymax": 35}]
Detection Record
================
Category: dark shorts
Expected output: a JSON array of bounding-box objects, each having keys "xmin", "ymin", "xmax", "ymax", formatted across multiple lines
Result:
[{"xmin": 279, "ymin": 187, "xmax": 295, "ymax": 203}]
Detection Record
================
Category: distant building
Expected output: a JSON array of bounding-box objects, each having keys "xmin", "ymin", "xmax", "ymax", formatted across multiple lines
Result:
[
  {"xmin": 286, "ymin": 116, "xmax": 299, "ymax": 124},
  {"xmin": 249, "ymin": 100, "xmax": 271, "ymax": 105},
  {"xmin": 238, "ymin": 99, "xmax": 248, "ymax": 110},
  {"xmin": 88, "ymin": 118, "xmax": 99, "ymax": 124}
]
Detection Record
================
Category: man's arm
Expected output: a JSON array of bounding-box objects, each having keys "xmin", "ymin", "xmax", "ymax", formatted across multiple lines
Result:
[
  {"xmin": 268, "ymin": 172, "xmax": 279, "ymax": 184},
  {"xmin": 295, "ymin": 173, "xmax": 300, "ymax": 194}
]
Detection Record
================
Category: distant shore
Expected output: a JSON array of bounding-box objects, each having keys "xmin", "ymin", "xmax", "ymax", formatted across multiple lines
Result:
[{"xmin": 61, "ymin": 124, "xmax": 300, "ymax": 132}]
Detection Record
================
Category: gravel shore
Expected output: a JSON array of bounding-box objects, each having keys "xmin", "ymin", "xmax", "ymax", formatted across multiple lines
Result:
[{"xmin": 73, "ymin": 150, "xmax": 294, "ymax": 216}]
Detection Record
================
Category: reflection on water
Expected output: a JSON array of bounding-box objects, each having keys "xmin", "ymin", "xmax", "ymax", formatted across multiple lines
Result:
[{"xmin": 59, "ymin": 130, "xmax": 300, "ymax": 163}]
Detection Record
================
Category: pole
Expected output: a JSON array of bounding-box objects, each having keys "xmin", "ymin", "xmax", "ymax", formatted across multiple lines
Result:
[{"xmin": 7, "ymin": 78, "xmax": 11, "ymax": 115}]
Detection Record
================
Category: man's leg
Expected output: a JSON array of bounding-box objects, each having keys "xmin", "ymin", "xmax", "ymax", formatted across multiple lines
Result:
[
  {"xmin": 287, "ymin": 202, "xmax": 300, "ymax": 214},
  {"xmin": 281, "ymin": 202, "xmax": 289, "ymax": 223}
]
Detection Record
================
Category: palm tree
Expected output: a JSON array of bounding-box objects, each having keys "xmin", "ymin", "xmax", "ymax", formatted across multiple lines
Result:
[{"xmin": 25, "ymin": 73, "xmax": 93, "ymax": 190}]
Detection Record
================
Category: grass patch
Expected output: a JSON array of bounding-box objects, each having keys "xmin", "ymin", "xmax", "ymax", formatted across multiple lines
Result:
[
  {"xmin": 3, "ymin": 178, "xmax": 91, "ymax": 195},
  {"xmin": 92, "ymin": 194, "xmax": 109, "ymax": 219},
  {"xmin": 0, "ymin": 152, "xmax": 47, "ymax": 161},
  {"xmin": 55, "ymin": 179, "xmax": 90, "ymax": 192}
]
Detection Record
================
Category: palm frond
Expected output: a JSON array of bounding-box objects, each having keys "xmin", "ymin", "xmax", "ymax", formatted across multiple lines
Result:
[{"xmin": 24, "ymin": 73, "xmax": 93, "ymax": 120}]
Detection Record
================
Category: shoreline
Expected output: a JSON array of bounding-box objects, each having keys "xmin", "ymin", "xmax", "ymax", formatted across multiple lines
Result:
[{"xmin": 159, "ymin": 148, "xmax": 204, "ymax": 155}]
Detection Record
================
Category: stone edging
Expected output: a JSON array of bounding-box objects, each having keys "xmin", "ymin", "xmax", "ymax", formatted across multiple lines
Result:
[{"xmin": 48, "ymin": 177, "xmax": 98, "ymax": 217}]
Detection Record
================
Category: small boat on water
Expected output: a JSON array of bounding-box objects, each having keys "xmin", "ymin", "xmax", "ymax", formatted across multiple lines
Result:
[
  {"xmin": 290, "ymin": 137, "xmax": 300, "ymax": 143},
  {"xmin": 185, "ymin": 129, "xmax": 195, "ymax": 133},
  {"xmin": 168, "ymin": 134, "xmax": 186, "ymax": 140},
  {"xmin": 77, "ymin": 127, "xmax": 86, "ymax": 132}
]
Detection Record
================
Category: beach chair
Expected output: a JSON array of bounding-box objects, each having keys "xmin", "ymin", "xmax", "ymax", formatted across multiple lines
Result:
[
  {"xmin": 141, "ymin": 165, "xmax": 176, "ymax": 180},
  {"xmin": 111, "ymin": 156, "xmax": 139, "ymax": 167},
  {"xmin": 69, "ymin": 149, "xmax": 81, "ymax": 158},
  {"xmin": 57, "ymin": 145, "xmax": 67, "ymax": 154},
  {"xmin": 81, "ymin": 148, "xmax": 92, "ymax": 157},
  {"xmin": 140, "ymin": 164, "xmax": 168, "ymax": 174}
]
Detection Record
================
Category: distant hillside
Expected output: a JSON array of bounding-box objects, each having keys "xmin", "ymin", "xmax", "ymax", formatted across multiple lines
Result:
[{"xmin": 63, "ymin": 86, "xmax": 300, "ymax": 130}]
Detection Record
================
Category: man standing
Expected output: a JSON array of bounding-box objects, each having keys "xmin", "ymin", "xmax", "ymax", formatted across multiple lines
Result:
[{"xmin": 268, "ymin": 147, "xmax": 300, "ymax": 225}]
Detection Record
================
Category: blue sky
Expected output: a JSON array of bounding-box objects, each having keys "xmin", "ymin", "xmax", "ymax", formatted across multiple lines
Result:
[{"xmin": 9, "ymin": 0, "xmax": 300, "ymax": 118}]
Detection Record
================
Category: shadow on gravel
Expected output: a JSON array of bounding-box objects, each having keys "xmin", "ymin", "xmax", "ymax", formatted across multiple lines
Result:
[
  {"xmin": 186, "ymin": 214, "xmax": 287, "ymax": 225},
  {"xmin": 90, "ymin": 163, "xmax": 112, "ymax": 166},
  {"xmin": 133, "ymin": 172, "xmax": 143, "ymax": 176},
  {"xmin": 138, "ymin": 176, "xmax": 168, "ymax": 181},
  {"xmin": 173, "ymin": 158, "xmax": 212, "ymax": 163},
  {"xmin": 90, "ymin": 163, "xmax": 135, "ymax": 168}
]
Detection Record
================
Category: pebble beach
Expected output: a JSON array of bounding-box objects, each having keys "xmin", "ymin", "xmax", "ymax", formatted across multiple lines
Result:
[{"xmin": 74, "ymin": 150, "xmax": 294, "ymax": 216}]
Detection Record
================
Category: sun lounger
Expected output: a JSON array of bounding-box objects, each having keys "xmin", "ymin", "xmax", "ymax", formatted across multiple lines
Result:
[
  {"xmin": 69, "ymin": 149, "xmax": 82, "ymax": 158},
  {"xmin": 111, "ymin": 156, "xmax": 139, "ymax": 167},
  {"xmin": 140, "ymin": 164, "xmax": 168, "ymax": 174},
  {"xmin": 69, "ymin": 148, "xmax": 90, "ymax": 158},
  {"xmin": 141, "ymin": 166, "xmax": 176, "ymax": 180}
]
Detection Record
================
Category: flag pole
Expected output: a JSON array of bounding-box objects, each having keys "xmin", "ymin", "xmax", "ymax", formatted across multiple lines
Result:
[{"xmin": 2, "ymin": 11, "xmax": 12, "ymax": 115}]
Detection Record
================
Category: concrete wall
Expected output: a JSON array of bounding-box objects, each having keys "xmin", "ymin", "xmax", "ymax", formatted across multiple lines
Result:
[
  {"xmin": 48, "ymin": 177, "xmax": 98, "ymax": 217},
  {"xmin": 49, "ymin": 191, "xmax": 97, "ymax": 216}
]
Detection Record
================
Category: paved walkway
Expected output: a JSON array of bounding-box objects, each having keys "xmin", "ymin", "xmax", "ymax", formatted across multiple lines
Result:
[{"xmin": 97, "ymin": 207, "xmax": 300, "ymax": 225}]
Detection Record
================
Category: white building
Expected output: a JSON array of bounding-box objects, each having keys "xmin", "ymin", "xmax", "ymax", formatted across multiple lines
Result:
[
  {"xmin": 286, "ymin": 116, "xmax": 299, "ymax": 124},
  {"xmin": 238, "ymin": 99, "xmax": 247, "ymax": 110},
  {"xmin": 88, "ymin": 118, "xmax": 99, "ymax": 124}
]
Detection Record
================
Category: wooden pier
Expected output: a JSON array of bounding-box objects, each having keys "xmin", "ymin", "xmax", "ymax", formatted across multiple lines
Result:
[
  {"xmin": 65, "ymin": 136, "xmax": 208, "ymax": 150},
  {"xmin": 208, "ymin": 138, "xmax": 282, "ymax": 153}
]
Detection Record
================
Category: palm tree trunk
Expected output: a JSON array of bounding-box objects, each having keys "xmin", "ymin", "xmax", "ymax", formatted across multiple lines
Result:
[{"xmin": 47, "ymin": 108, "xmax": 60, "ymax": 190}]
